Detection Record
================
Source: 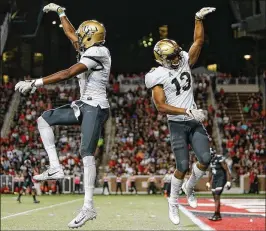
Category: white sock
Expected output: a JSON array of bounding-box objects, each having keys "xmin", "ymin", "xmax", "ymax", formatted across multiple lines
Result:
[
  {"xmin": 169, "ymin": 175, "xmax": 183, "ymax": 203},
  {"xmin": 186, "ymin": 163, "xmax": 205, "ymax": 194},
  {"xmin": 83, "ymin": 156, "xmax": 96, "ymax": 209},
  {"xmin": 37, "ymin": 116, "xmax": 60, "ymax": 169}
]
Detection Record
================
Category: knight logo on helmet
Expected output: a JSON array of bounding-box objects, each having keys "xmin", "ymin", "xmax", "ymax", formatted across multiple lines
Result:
[
  {"xmin": 76, "ymin": 20, "xmax": 106, "ymax": 50},
  {"xmin": 154, "ymin": 39, "xmax": 182, "ymax": 69}
]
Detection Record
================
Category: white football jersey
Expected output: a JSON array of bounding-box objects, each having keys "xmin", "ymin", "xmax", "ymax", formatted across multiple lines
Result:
[
  {"xmin": 77, "ymin": 45, "xmax": 111, "ymax": 108},
  {"xmin": 145, "ymin": 51, "xmax": 196, "ymax": 121}
]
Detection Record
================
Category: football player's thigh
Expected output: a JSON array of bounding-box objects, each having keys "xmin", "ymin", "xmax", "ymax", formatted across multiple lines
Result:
[
  {"xmin": 189, "ymin": 122, "xmax": 211, "ymax": 166},
  {"xmin": 80, "ymin": 105, "xmax": 109, "ymax": 157},
  {"xmin": 169, "ymin": 122, "xmax": 189, "ymax": 172},
  {"xmin": 42, "ymin": 104, "xmax": 81, "ymax": 126},
  {"xmin": 212, "ymin": 177, "xmax": 225, "ymax": 195}
]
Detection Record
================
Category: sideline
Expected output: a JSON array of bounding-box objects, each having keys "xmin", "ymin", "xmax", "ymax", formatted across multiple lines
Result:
[{"xmin": 179, "ymin": 205, "xmax": 214, "ymax": 231}]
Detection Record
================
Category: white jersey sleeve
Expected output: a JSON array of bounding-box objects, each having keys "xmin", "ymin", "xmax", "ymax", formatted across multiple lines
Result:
[
  {"xmin": 145, "ymin": 67, "xmax": 166, "ymax": 89},
  {"xmin": 79, "ymin": 46, "xmax": 105, "ymax": 71},
  {"xmin": 181, "ymin": 50, "xmax": 189, "ymax": 60}
]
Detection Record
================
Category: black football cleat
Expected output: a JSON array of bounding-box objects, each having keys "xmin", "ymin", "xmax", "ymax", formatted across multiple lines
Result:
[
  {"xmin": 34, "ymin": 200, "xmax": 40, "ymax": 204},
  {"xmin": 208, "ymin": 214, "xmax": 222, "ymax": 221}
]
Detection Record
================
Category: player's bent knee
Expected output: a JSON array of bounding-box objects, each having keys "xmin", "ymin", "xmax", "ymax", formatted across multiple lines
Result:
[
  {"xmin": 80, "ymin": 148, "xmax": 94, "ymax": 158},
  {"xmin": 176, "ymin": 160, "xmax": 189, "ymax": 173},
  {"xmin": 199, "ymin": 152, "xmax": 211, "ymax": 167},
  {"xmin": 37, "ymin": 116, "xmax": 50, "ymax": 129}
]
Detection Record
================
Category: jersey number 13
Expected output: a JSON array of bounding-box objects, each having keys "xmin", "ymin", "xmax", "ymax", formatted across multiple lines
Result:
[{"xmin": 171, "ymin": 72, "xmax": 191, "ymax": 96}]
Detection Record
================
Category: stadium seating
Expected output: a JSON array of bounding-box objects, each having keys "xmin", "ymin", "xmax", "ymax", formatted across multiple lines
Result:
[
  {"xmin": 0, "ymin": 73, "xmax": 265, "ymax": 194},
  {"xmin": 0, "ymin": 82, "xmax": 14, "ymax": 129},
  {"xmin": 215, "ymin": 89, "xmax": 265, "ymax": 182}
]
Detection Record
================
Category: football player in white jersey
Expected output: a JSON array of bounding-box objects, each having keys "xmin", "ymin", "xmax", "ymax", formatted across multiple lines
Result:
[
  {"xmin": 145, "ymin": 7, "xmax": 215, "ymax": 225},
  {"xmin": 15, "ymin": 3, "xmax": 111, "ymax": 229}
]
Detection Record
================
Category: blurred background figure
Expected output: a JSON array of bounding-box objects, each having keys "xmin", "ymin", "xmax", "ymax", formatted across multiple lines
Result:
[
  {"xmin": 147, "ymin": 173, "xmax": 157, "ymax": 195},
  {"xmin": 102, "ymin": 173, "xmax": 110, "ymax": 195},
  {"xmin": 129, "ymin": 172, "xmax": 138, "ymax": 194},
  {"xmin": 74, "ymin": 174, "xmax": 81, "ymax": 194},
  {"xmin": 162, "ymin": 170, "xmax": 172, "ymax": 198},
  {"xmin": 116, "ymin": 174, "xmax": 123, "ymax": 195}
]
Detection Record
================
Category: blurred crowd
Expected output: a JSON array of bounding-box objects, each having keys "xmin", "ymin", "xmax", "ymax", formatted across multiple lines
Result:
[
  {"xmin": 214, "ymin": 89, "xmax": 265, "ymax": 182},
  {"xmin": 0, "ymin": 81, "xmax": 14, "ymax": 128},
  {"xmin": 0, "ymin": 73, "xmax": 265, "ymax": 194}
]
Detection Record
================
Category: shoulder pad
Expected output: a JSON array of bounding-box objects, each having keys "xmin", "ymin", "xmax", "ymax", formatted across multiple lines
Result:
[
  {"xmin": 145, "ymin": 66, "xmax": 166, "ymax": 89},
  {"xmin": 146, "ymin": 66, "xmax": 165, "ymax": 78},
  {"xmin": 181, "ymin": 51, "xmax": 189, "ymax": 62},
  {"xmin": 83, "ymin": 46, "xmax": 103, "ymax": 57}
]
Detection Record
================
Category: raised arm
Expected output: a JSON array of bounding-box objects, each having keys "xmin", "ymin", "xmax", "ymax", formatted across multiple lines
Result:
[
  {"xmin": 43, "ymin": 3, "xmax": 79, "ymax": 51},
  {"xmin": 15, "ymin": 54, "xmax": 99, "ymax": 93},
  {"xmin": 60, "ymin": 16, "xmax": 79, "ymax": 51},
  {"xmin": 188, "ymin": 7, "xmax": 216, "ymax": 67},
  {"xmin": 188, "ymin": 20, "xmax": 204, "ymax": 67},
  {"xmin": 15, "ymin": 63, "xmax": 87, "ymax": 94}
]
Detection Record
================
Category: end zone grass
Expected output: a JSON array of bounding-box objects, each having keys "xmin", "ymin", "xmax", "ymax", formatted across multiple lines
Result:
[{"xmin": 1, "ymin": 194, "xmax": 198, "ymax": 230}]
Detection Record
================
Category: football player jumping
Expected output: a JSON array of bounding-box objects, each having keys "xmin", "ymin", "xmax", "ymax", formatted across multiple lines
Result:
[
  {"xmin": 15, "ymin": 3, "xmax": 111, "ymax": 229},
  {"xmin": 145, "ymin": 7, "xmax": 215, "ymax": 225}
]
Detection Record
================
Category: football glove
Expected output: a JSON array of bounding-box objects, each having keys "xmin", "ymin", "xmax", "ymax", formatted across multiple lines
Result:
[
  {"xmin": 196, "ymin": 7, "xmax": 216, "ymax": 20},
  {"xmin": 225, "ymin": 181, "xmax": 231, "ymax": 190},
  {"xmin": 15, "ymin": 79, "xmax": 43, "ymax": 94},
  {"xmin": 206, "ymin": 182, "xmax": 211, "ymax": 190},
  {"xmin": 15, "ymin": 80, "xmax": 36, "ymax": 94},
  {"xmin": 43, "ymin": 3, "xmax": 65, "ymax": 14},
  {"xmin": 186, "ymin": 108, "xmax": 206, "ymax": 122}
]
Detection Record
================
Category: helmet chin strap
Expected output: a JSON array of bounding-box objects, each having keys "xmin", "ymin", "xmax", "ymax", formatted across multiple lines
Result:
[{"xmin": 162, "ymin": 60, "xmax": 180, "ymax": 69}]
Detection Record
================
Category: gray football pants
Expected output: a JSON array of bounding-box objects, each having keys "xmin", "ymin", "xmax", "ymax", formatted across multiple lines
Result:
[
  {"xmin": 41, "ymin": 100, "xmax": 109, "ymax": 157},
  {"xmin": 168, "ymin": 120, "xmax": 211, "ymax": 173}
]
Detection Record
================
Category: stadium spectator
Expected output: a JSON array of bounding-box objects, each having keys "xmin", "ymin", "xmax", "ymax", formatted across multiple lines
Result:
[
  {"xmin": 74, "ymin": 174, "xmax": 81, "ymax": 194},
  {"xmin": 147, "ymin": 173, "xmax": 157, "ymax": 195},
  {"xmin": 102, "ymin": 173, "xmax": 110, "ymax": 195},
  {"xmin": 116, "ymin": 174, "xmax": 123, "ymax": 195}
]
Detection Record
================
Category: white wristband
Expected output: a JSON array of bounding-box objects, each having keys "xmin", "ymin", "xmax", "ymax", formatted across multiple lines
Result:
[
  {"xmin": 35, "ymin": 78, "xmax": 44, "ymax": 87},
  {"xmin": 59, "ymin": 12, "xmax": 66, "ymax": 17}
]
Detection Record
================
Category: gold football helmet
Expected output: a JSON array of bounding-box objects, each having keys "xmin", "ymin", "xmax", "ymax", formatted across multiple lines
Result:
[
  {"xmin": 154, "ymin": 39, "xmax": 182, "ymax": 69},
  {"xmin": 76, "ymin": 20, "xmax": 106, "ymax": 50}
]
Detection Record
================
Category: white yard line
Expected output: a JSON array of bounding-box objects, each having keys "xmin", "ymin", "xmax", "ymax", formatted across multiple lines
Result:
[
  {"xmin": 179, "ymin": 205, "xmax": 214, "ymax": 231},
  {"xmin": 189, "ymin": 209, "xmax": 265, "ymax": 216},
  {"xmin": 1, "ymin": 198, "xmax": 82, "ymax": 220}
]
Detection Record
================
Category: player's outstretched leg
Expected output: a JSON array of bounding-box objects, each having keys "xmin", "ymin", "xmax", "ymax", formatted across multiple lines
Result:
[
  {"xmin": 167, "ymin": 121, "xmax": 190, "ymax": 225},
  {"xmin": 182, "ymin": 162, "xmax": 206, "ymax": 208},
  {"xmin": 183, "ymin": 122, "xmax": 211, "ymax": 208},
  {"xmin": 68, "ymin": 156, "xmax": 97, "ymax": 228},
  {"xmin": 33, "ymin": 116, "xmax": 64, "ymax": 181},
  {"xmin": 168, "ymin": 174, "xmax": 183, "ymax": 225},
  {"xmin": 68, "ymin": 104, "xmax": 108, "ymax": 229}
]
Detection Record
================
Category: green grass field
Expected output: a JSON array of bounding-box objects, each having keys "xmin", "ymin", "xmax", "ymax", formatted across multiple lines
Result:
[
  {"xmin": 1, "ymin": 194, "xmax": 199, "ymax": 230},
  {"xmin": 1, "ymin": 194, "xmax": 264, "ymax": 230}
]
